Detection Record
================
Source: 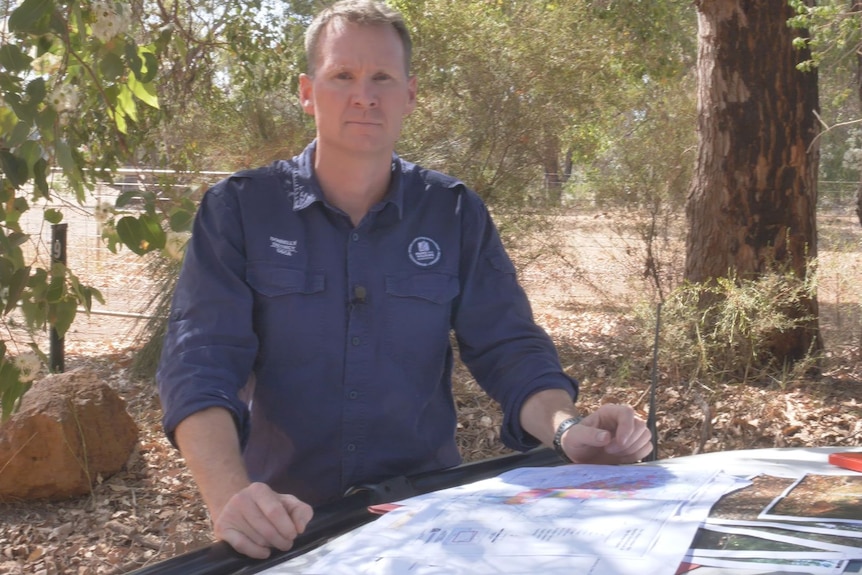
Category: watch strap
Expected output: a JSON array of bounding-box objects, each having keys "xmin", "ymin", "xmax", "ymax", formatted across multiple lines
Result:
[{"xmin": 553, "ymin": 416, "xmax": 583, "ymax": 463}]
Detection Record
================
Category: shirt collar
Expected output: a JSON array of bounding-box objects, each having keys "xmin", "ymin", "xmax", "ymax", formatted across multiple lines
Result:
[{"xmin": 287, "ymin": 140, "xmax": 405, "ymax": 220}]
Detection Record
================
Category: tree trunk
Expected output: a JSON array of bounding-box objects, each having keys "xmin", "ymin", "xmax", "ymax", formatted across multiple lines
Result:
[
  {"xmin": 542, "ymin": 137, "xmax": 564, "ymax": 206},
  {"xmin": 686, "ymin": 0, "xmax": 821, "ymax": 362}
]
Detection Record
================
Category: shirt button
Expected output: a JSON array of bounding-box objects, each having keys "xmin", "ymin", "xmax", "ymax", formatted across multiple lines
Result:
[
  {"xmin": 351, "ymin": 232, "xmax": 359, "ymax": 241},
  {"xmin": 348, "ymin": 391, "xmax": 358, "ymax": 400},
  {"xmin": 347, "ymin": 444, "xmax": 356, "ymax": 452},
  {"xmin": 352, "ymin": 336, "xmax": 360, "ymax": 346}
]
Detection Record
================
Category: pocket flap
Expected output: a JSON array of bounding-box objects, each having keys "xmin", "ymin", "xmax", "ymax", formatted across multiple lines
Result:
[
  {"xmin": 385, "ymin": 272, "xmax": 459, "ymax": 304},
  {"xmin": 246, "ymin": 264, "xmax": 325, "ymax": 297}
]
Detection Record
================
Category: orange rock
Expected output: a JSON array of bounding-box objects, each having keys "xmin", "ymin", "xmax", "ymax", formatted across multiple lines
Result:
[{"xmin": 0, "ymin": 369, "xmax": 138, "ymax": 501}]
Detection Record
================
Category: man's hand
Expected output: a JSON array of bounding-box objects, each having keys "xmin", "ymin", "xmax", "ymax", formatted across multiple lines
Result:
[
  {"xmin": 173, "ymin": 408, "xmax": 314, "ymax": 559},
  {"xmin": 560, "ymin": 404, "xmax": 653, "ymax": 464},
  {"xmin": 213, "ymin": 482, "xmax": 314, "ymax": 559}
]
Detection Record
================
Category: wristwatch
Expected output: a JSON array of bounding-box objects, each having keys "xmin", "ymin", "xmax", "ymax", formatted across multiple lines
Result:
[{"xmin": 553, "ymin": 415, "xmax": 583, "ymax": 463}]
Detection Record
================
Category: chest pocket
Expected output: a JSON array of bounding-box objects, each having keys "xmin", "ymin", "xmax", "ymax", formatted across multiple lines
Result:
[
  {"xmin": 383, "ymin": 272, "xmax": 460, "ymax": 367},
  {"xmin": 246, "ymin": 264, "xmax": 327, "ymax": 367}
]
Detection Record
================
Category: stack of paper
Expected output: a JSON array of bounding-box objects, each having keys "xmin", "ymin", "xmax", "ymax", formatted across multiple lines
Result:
[
  {"xmin": 682, "ymin": 473, "xmax": 862, "ymax": 575},
  {"xmin": 298, "ymin": 465, "xmax": 751, "ymax": 575}
]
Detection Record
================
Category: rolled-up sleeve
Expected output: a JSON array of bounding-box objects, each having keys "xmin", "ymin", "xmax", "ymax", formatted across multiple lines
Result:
[
  {"xmin": 453, "ymin": 192, "xmax": 578, "ymax": 452},
  {"xmin": 157, "ymin": 180, "xmax": 260, "ymax": 447}
]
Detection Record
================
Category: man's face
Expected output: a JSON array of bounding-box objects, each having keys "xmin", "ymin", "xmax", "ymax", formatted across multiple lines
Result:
[{"xmin": 299, "ymin": 21, "xmax": 417, "ymax": 157}]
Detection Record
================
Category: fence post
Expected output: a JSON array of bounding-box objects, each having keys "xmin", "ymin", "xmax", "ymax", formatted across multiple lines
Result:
[{"xmin": 50, "ymin": 223, "xmax": 67, "ymax": 373}]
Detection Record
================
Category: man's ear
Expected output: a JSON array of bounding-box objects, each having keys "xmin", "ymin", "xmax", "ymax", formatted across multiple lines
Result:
[
  {"xmin": 405, "ymin": 75, "xmax": 418, "ymax": 116},
  {"xmin": 299, "ymin": 74, "xmax": 315, "ymax": 116}
]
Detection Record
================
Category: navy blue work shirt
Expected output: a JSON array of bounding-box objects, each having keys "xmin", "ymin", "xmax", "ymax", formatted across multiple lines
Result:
[{"xmin": 157, "ymin": 141, "xmax": 578, "ymax": 506}]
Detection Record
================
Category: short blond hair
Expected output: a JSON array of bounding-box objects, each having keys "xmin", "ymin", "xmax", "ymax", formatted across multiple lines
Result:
[{"xmin": 305, "ymin": 0, "xmax": 413, "ymax": 77}]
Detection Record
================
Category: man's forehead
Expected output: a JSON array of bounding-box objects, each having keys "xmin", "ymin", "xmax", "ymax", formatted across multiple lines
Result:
[
  {"xmin": 321, "ymin": 17, "xmax": 400, "ymax": 43},
  {"xmin": 316, "ymin": 20, "xmax": 406, "ymax": 66}
]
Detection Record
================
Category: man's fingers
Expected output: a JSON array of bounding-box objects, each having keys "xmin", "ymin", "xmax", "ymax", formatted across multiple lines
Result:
[
  {"xmin": 613, "ymin": 427, "xmax": 654, "ymax": 462},
  {"xmin": 282, "ymin": 494, "xmax": 314, "ymax": 534},
  {"xmin": 215, "ymin": 483, "xmax": 315, "ymax": 557},
  {"xmin": 247, "ymin": 484, "xmax": 313, "ymax": 551},
  {"xmin": 219, "ymin": 526, "xmax": 273, "ymax": 560},
  {"xmin": 566, "ymin": 423, "xmax": 612, "ymax": 448}
]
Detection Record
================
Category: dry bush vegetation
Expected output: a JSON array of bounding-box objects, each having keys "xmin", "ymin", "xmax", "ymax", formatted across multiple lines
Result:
[{"xmin": 1, "ymin": 210, "xmax": 861, "ymax": 575}]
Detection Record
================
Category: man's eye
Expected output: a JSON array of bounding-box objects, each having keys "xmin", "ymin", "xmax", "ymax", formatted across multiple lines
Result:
[
  {"xmin": 374, "ymin": 74, "xmax": 392, "ymax": 81},
  {"xmin": 336, "ymin": 72, "xmax": 352, "ymax": 80}
]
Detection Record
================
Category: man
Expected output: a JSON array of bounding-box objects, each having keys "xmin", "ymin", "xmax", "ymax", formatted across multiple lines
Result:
[{"xmin": 157, "ymin": 0, "xmax": 653, "ymax": 560}]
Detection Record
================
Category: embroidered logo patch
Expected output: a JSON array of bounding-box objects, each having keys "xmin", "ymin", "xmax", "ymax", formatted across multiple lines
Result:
[
  {"xmin": 270, "ymin": 236, "xmax": 298, "ymax": 256},
  {"xmin": 408, "ymin": 236, "xmax": 441, "ymax": 267}
]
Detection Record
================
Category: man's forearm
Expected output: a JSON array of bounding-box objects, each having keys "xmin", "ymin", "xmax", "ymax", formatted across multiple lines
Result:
[
  {"xmin": 518, "ymin": 388, "xmax": 578, "ymax": 448},
  {"xmin": 174, "ymin": 406, "xmax": 251, "ymax": 521}
]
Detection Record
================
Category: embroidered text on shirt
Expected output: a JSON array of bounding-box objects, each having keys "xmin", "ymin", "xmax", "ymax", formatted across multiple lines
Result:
[{"xmin": 270, "ymin": 237, "xmax": 298, "ymax": 256}]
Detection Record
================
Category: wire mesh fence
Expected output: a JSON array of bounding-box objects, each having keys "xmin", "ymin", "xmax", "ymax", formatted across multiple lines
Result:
[{"xmin": 7, "ymin": 173, "xmax": 862, "ymax": 358}]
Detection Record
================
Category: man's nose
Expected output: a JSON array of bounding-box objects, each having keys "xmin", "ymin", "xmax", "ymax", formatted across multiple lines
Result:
[{"xmin": 352, "ymin": 80, "xmax": 378, "ymax": 107}]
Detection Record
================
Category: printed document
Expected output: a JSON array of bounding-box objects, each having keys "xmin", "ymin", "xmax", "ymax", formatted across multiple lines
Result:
[{"xmin": 292, "ymin": 464, "xmax": 749, "ymax": 575}]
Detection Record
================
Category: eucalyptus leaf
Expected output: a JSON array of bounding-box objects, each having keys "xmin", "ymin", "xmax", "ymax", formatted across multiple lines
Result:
[
  {"xmin": 4, "ymin": 266, "xmax": 31, "ymax": 315},
  {"xmin": 9, "ymin": 121, "xmax": 32, "ymax": 148},
  {"xmin": 0, "ymin": 45, "xmax": 32, "ymax": 73},
  {"xmin": 117, "ymin": 85, "xmax": 138, "ymax": 122},
  {"xmin": 32, "ymin": 158, "xmax": 50, "ymax": 199},
  {"xmin": 49, "ymin": 299, "xmax": 77, "ymax": 338},
  {"xmin": 46, "ymin": 273, "xmax": 64, "ymax": 303},
  {"xmin": 25, "ymin": 77, "xmax": 46, "ymax": 104},
  {"xmin": 43, "ymin": 208, "xmax": 63, "ymax": 224},
  {"xmin": 169, "ymin": 208, "xmax": 194, "ymax": 232},
  {"xmin": 8, "ymin": 0, "xmax": 52, "ymax": 34},
  {"xmin": 0, "ymin": 150, "xmax": 28, "ymax": 188},
  {"xmin": 116, "ymin": 215, "xmax": 150, "ymax": 255},
  {"xmin": 99, "ymin": 52, "xmax": 125, "ymax": 81},
  {"xmin": 128, "ymin": 74, "xmax": 159, "ymax": 109}
]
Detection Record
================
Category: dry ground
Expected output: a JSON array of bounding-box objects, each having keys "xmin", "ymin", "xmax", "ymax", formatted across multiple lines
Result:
[{"xmin": 1, "ymin": 210, "xmax": 861, "ymax": 574}]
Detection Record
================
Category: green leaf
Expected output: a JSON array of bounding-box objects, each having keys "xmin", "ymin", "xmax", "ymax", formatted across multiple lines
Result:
[
  {"xmin": 26, "ymin": 267, "xmax": 48, "ymax": 297},
  {"xmin": 124, "ymin": 39, "xmax": 143, "ymax": 76},
  {"xmin": 111, "ymin": 107, "xmax": 128, "ymax": 134},
  {"xmin": 54, "ymin": 139, "xmax": 75, "ymax": 174},
  {"xmin": 8, "ymin": 121, "xmax": 32, "ymax": 148},
  {"xmin": 25, "ymin": 77, "xmax": 47, "ymax": 104},
  {"xmin": 117, "ymin": 84, "xmax": 138, "ymax": 122},
  {"xmin": 116, "ymin": 214, "xmax": 166, "ymax": 255},
  {"xmin": 127, "ymin": 74, "xmax": 160, "ymax": 109},
  {"xmin": 4, "ymin": 266, "xmax": 31, "ymax": 315},
  {"xmin": 18, "ymin": 140, "xmax": 42, "ymax": 170},
  {"xmin": 49, "ymin": 299, "xmax": 76, "ymax": 338},
  {"xmin": 0, "ymin": 44, "xmax": 33, "ymax": 73},
  {"xmin": 35, "ymin": 107, "xmax": 57, "ymax": 139},
  {"xmin": 68, "ymin": 273, "xmax": 105, "ymax": 311},
  {"xmin": 8, "ymin": 0, "xmax": 52, "ymax": 34},
  {"xmin": 44, "ymin": 208, "xmax": 63, "ymax": 224},
  {"xmin": 169, "ymin": 207, "xmax": 194, "ymax": 232},
  {"xmin": 0, "ymin": 108, "xmax": 18, "ymax": 138},
  {"xmin": 140, "ymin": 51, "xmax": 159, "ymax": 83},
  {"xmin": 13, "ymin": 197, "xmax": 28, "ymax": 214},
  {"xmin": 46, "ymin": 272, "xmax": 64, "ymax": 303},
  {"xmin": 140, "ymin": 213, "xmax": 167, "ymax": 248},
  {"xmin": 0, "ymin": 150, "xmax": 28, "ymax": 188},
  {"xmin": 0, "ymin": 359, "xmax": 29, "ymax": 421},
  {"xmin": 99, "ymin": 52, "xmax": 125, "ymax": 81},
  {"xmin": 32, "ymin": 158, "xmax": 50, "ymax": 199},
  {"xmin": 115, "ymin": 190, "xmax": 137, "ymax": 208},
  {"xmin": 19, "ymin": 298, "xmax": 46, "ymax": 331}
]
